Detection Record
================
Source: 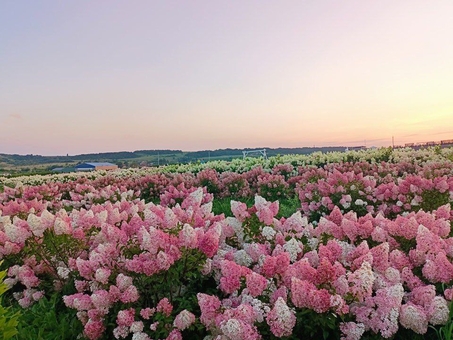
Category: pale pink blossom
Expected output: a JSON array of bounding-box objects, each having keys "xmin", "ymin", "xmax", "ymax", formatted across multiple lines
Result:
[
  {"xmin": 266, "ymin": 297, "xmax": 296, "ymax": 337},
  {"xmin": 347, "ymin": 261, "xmax": 374, "ymax": 302},
  {"xmin": 340, "ymin": 322, "xmax": 365, "ymax": 340},
  {"xmin": 91, "ymin": 289, "xmax": 111, "ymax": 309},
  {"xmin": 173, "ymin": 309, "xmax": 196, "ymax": 330},
  {"xmin": 426, "ymin": 296, "xmax": 450, "ymax": 325},
  {"xmin": 94, "ymin": 268, "xmax": 111, "ymax": 285},
  {"xmin": 130, "ymin": 321, "xmax": 144, "ymax": 333},
  {"xmin": 399, "ymin": 303, "xmax": 428, "ymax": 334}
]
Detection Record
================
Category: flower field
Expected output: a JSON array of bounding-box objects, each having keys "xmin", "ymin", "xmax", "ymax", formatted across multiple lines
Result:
[{"xmin": 1, "ymin": 147, "xmax": 453, "ymax": 339}]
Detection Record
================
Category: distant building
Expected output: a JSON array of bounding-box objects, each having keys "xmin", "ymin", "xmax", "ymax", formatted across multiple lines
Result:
[
  {"xmin": 51, "ymin": 167, "xmax": 76, "ymax": 173},
  {"xmin": 348, "ymin": 146, "xmax": 367, "ymax": 151},
  {"xmin": 51, "ymin": 166, "xmax": 77, "ymax": 173},
  {"xmin": 75, "ymin": 162, "xmax": 118, "ymax": 171}
]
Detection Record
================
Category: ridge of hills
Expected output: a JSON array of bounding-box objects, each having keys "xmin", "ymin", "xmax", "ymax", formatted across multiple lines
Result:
[{"xmin": 0, "ymin": 146, "xmax": 352, "ymax": 172}]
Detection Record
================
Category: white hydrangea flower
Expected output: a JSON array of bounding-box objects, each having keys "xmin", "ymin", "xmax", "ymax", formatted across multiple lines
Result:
[
  {"xmin": 201, "ymin": 259, "xmax": 212, "ymax": 275},
  {"xmin": 233, "ymin": 250, "xmax": 253, "ymax": 267},
  {"xmin": 240, "ymin": 293, "xmax": 269, "ymax": 323},
  {"xmin": 226, "ymin": 217, "xmax": 244, "ymax": 244},
  {"xmin": 428, "ymin": 296, "xmax": 450, "ymax": 325},
  {"xmin": 261, "ymin": 226, "xmax": 276, "ymax": 240},
  {"xmin": 283, "ymin": 238, "xmax": 303, "ymax": 262},
  {"xmin": 27, "ymin": 214, "xmax": 46, "ymax": 237},
  {"xmin": 54, "ymin": 217, "xmax": 70, "ymax": 235},
  {"xmin": 220, "ymin": 318, "xmax": 242, "ymax": 338},
  {"xmin": 130, "ymin": 321, "xmax": 144, "ymax": 333},
  {"xmin": 307, "ymin": 237, "xmax": 319, "ymax": 250},
  {"xmin": 57, "ymin": 266, "xmax": 70, "ymax": 280},
  {"xmin": 132, "ymin": 332, "xmax": 150, "ymax": 340},
  {"xmin": 0, "ymin": 215, "xmax": 11, "ymax": 227},
  {"xmin": 354, "ymin": 199, "xmax": 366, "ymax": 206}
]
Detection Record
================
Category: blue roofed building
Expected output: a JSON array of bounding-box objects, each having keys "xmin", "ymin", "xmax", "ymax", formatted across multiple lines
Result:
[{"xmin": 75, "ymin": 162, "xmax": 118, "ymax": 171}]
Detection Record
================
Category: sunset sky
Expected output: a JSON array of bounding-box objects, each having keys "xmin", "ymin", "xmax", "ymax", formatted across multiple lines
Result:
[{"xmin": 1, "ymin": 1, "xmax": 453, "ymax": 155}]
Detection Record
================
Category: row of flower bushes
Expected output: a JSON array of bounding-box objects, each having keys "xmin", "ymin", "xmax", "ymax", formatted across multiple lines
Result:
[
  {"xmin": 2, "ymin": 155, "xmax": 453, "ymax": 223},
  {"xmin": 1, "ymin": 187, "xmax": 453, "ymax": 339},
  {"xmin": 2, "ymin": 146, "xmax": 453, "ymax": 188}
]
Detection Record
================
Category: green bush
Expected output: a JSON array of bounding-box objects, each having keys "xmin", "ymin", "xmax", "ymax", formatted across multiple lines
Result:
[
  {"xmin": 0, "ymin": 262, "xmax": 21, "ymax": 340},
  {"xmin": 13, "ymin": 293, "xmax": 82, "ymax": 340}
]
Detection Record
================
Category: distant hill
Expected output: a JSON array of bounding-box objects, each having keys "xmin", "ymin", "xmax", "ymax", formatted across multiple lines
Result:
[
  {"xmin": 0, "ymin": 149, "xmax": 182, "ymax": 168},
  {"xmin": 0, "ymin": 146, "xmax": 349, "ymax": 173}
]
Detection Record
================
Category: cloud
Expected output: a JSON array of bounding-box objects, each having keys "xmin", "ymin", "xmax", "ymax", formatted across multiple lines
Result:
[
  {"xmin": 9, "ymin": 113, "xmax": 22, "ymax": 119},
  {"xmin": 2, "ymin": 113, "xmax": 22, "ymax": 124},
  {"xmin": 433, "ymin": 130, "xmax": 453, "ymax": 136}
]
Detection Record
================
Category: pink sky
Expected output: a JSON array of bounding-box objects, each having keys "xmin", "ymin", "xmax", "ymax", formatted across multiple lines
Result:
[{"xmin": 1, "ymin": 1, "xmax": 453, "ymax": 155}]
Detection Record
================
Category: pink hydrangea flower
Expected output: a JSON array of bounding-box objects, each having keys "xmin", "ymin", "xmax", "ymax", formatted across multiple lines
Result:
[
  {"xmin": 291, "ymin": 277, "xmax": 331, "ymax": 313},
  {"xmin": 139, "ymin": 307, "xmax": 155, "ymax": 320},
  {"xmin": 254, "ymin": 196, "xmax": 279, "ymax": 225},
  {"xmin": 197, "ymin": 293, "xmax": 221, "ymax": 328},
  {"xmin": 116, "ymin": 274, "xmax": 133, "ymax": 291},
  {"xmin": 84, "ymin": 319, "xmax": 105, "ymax": 340},
  {"xmin": 230, "ymin": 201, "xmax": 250, "ymax": 221},
  {"xmin": 198, "ymin": 225, "xmax": 221, "ymax": 258},
  {"xmin": 219, "ymin": 318, "xmax": 260, "ymax": 340},
  {"xmin": 166, "ymin": 329, "xmax": 183, "ymax": 340},
  {"xmin": 117, "ymin": 308, "xmax": 135, "ymax": 327},
  {"xmin": 120, "ymin": 285, "xmax": 139, "ymax": 303},
  {"xmin": 245, "ymin": 272, "xmax": 267, "ymax": 297},
  {"xmin": 444, "ymin": 288, "xmax": 453, "ymax": 301},
  {"xmin": 219, "ymin": 260, "xmax": 243, "ymax": 294},
  {"xmin": 113, "ymin": 325, "xmax": 129, "ymax": 339},
  {"xmin": 423, "ymin": 252, "xmax": 453, "ymax": 283},
  {"xmin": 178, "ymin": 223, "xmax": 198, "ymax": 249},
  {"xmin": 156, "ymin": 297, "xmax": 173, "ymax": 317}
]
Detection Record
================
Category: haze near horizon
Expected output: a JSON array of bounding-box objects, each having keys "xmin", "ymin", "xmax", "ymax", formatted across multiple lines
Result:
[{"xmin": 1, "ymin": 1, "xmax": 453, "ymax": 156}]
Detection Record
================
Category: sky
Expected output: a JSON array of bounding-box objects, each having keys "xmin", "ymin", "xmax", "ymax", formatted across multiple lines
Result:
[{"xmin": 1, "ymin": 1, "xmax": 453, "ymax": 156}]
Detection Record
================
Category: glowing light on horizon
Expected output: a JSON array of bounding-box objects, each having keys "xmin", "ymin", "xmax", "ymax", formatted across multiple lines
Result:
[{"xmin": 1, "ymin": 1, "xmax": 453, "ymax": 155}]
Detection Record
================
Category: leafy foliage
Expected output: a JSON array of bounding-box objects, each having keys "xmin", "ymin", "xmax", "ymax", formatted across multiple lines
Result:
[
  {"xmin": 13, "ymin": 293, "xmax": 82, "ymax": 340},
  {"xmin": 0, "ymin": 263, "xmax": 20, "ymax": 340}
]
